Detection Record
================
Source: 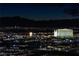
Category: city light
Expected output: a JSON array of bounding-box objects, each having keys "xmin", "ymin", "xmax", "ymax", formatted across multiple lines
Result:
[
  {"xmin": 29, "ymin": 32, "xmax": 33, "ymax": 37},
  {"xmin": 54, "ymin": 30, "xmax": 57, "ymax": 37}
]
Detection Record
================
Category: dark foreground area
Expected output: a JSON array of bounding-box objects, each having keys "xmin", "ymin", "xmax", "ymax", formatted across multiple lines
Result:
[{"xmin": 27, "ymin": 50, "xmax": 79, "ymax": 56}]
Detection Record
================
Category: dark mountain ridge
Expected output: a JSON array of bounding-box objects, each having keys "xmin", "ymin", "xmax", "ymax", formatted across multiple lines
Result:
[{"xmin": 0, "ymin": 16, "xmax": 79, "ymax": 28}]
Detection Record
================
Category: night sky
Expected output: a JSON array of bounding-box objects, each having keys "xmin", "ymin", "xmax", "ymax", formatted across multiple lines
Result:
[{"xmin": 0, "ymin": 3, "xmax": 79, "ymax": 20}]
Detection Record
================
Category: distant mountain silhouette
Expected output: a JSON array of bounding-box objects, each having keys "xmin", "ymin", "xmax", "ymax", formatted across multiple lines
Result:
[
  {"xmin": 0, "ymin": 16, "xmax": 35, "ymax": 27},
  {"xmin": 0, "ymin": 16, "xmax": 79, "ymax": 28}
]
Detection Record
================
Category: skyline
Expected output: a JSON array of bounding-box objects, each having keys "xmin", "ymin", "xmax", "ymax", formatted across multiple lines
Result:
[{"xmin": 0, "ymin": 3, "xmax": 79, "ymax": 20}]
